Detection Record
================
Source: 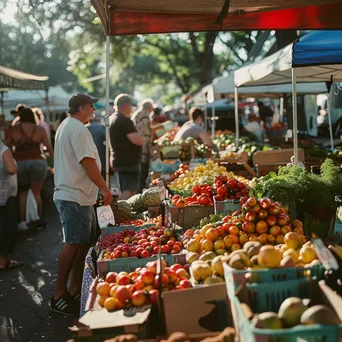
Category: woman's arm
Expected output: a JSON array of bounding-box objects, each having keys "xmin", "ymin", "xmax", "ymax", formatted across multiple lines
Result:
[
  {"xmin": 2, "ymin": 149, "xmax": 17, "ymax": 175},
  {"xmin": 40, "ymin": 127, "xmax": 54, "ymax": 160}
]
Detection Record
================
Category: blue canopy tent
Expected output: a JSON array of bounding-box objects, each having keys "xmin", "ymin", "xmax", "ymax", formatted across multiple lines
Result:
[{"xmin": 234, "ymin": 30, "xmax": 342, "ymax": 164}]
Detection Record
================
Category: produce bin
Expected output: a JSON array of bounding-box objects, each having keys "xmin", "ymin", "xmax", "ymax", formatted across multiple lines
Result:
[
  {"xmin": 169, "ymin": 205, "xmax": 215, "ymax": 230},
  {"xmin": 151, "ymin": 159, "xmax": 181, "ymax": 173},
  {"xmin": 97, "ymin": 251, "xmax": 185, "ymax": 276},
  {"xmin": 214, "ymin": 198, "xmax": 241, "ymax": 216},
  {"xmin": 224, "ymin": 264, "xmax": 325, "ymax": 301},
  {"xmin": 229, "ymin": 279, "xmax": 342, "ymax": 342}
]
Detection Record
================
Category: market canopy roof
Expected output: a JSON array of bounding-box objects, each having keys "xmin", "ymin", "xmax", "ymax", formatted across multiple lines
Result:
[
  {"xmin": 234, "ymin": 30, "xmax": 342, "ymax": 87},
  {"xmin": 91, "ymin": 0, "xmax": 342, "ymax": 35},
  {"xmin": 213, "ymin": 74, "xmax": 328, "ymax": 97},
  {"xmin": 0, "ymin": 65, "xmax": 48, "ymax": 90}
]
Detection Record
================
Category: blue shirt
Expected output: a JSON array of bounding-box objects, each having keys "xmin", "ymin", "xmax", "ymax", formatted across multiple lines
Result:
[{"xmin": 87, "ymin": 121, "xmax": 106, "ymax": 172}]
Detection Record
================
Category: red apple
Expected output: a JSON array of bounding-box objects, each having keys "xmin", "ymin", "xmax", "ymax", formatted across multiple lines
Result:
[
  {"xmin": 165, "ymin": 269, "xmax": 178, "ymax": 283},
  {"xmin": 148, "ymin": 289, "xmax": 159, "ymax": 305},
  {"xmin": 258, "ymin": 209, "xmax": 269, "ymax": 220},
  {"xmin": 170, "ymin": 264, "xmax": 183, "ymax": 272},
  {"xmin": 105, "ymin": 272, "xmax": 117, "ymax": 284},
  {"xmin": 260, "ymin": 197, "xmax": 272, "ymax": 209},
  {"xmin": 140, "ymin": 270, "xmax": 155, "ymax": 285},
  {"xmin": 245, "ymin": 210, "xmax": 257, "ymax": 222},
  {"xmin": 131, "ymin": 290, "xmax": 146, "ymax": 307},
  {"xmin": 179, "ymin": 279, "xmax": 191, "ymax": 288},
  {"xmin": 115, "ymin": 285, "xmax": 131, "ymax": 303},
  {"xmin": 266, "ymin": 215, "xmax": 277, "ymax": 227},
  {"xmin": 240, "ymin": 196, "xmax": 248, "ymax": 205},
  {"xmin": 246, "ymin": 197, "xmax": 257, "ymax": 208},
  {"xmin": 277, "ymin": 214, "xmax": 289, "ymax": 227},
  {"xmin": 269, "ymin": 204, "xmax": 281, "ymax": 216},
  {"xmin": 242, "ymin": 221, "xmax": 256, "ymax": 234},
  {"xmin": 154, "ymin": 274, "xmax": 169, "ymax": 288},
  {"xmin": 161, "ymin": 245, "xmax": 170, "ymax": 254},
  {"xmin": 117, "ymin": 274, "xmax": 132, "ymax": 285}
]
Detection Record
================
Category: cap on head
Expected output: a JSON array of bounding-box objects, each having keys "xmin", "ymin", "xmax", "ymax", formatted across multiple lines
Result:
[
  {"xmin": 69, "ymin": 94, "xmax": 99, "ymax": 113},
  {"xmin": 114, "ymin": 93, "xmax": 132, "ymax": 108},
  {"xmin": 15, "ymin": 103, "xmax": 27, "ymax": 113}
]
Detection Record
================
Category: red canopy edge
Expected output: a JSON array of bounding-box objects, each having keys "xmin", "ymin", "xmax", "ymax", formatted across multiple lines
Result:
[{"xmin": 108, "ymin": 3, "xmax": 342, "ymax": 35}]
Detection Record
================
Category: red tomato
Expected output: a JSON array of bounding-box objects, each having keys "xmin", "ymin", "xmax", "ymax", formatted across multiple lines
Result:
[
  {"xmin": 140, "ymin": 250, "xmax": 150, "ymax": 258},
  {"xmin": 227, "ymin": 179, "xmax": 238, "ymax": 189},
  {"xmin": 217, "ymin": 186, "xmax": 227, "ymax": 197},
  {"xmin": 237, "ymin": 182, "xmax": 245, "ymax": 189},
  {"xmin": 215, "ymin": 180, "xmax": 223, "ymax": 188},
  {"xmin": 192, "ymin": 185, "xmax": 201, "ymax": 195},
  {"xmin": 199, "ymin": 195, "xmax": 210, "ymax": 206},
  {"xmin": 176, "ymin": 199, "xmax": 186, "ymax": 208},
  {"xmin": 200, "ymin": 188, "xmax": 210, "ymax": 196}
]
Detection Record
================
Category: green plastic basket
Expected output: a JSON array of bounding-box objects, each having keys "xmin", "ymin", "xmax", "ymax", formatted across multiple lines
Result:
[
  {"xmin": 214, "ymin": 198, "xmax": 241, "ymax": 216},
  {"xmin": 232, "ymin": 296, "xmax": 342, "ymax": 342},
  {"xmin": 100, "ymin": 223, "xmax": 156, "ymax": 237},
  {"xmin": 224, "ymin": 264, "xmax": 324, "ymax": 300},
  {"xmin": 97, "ymin": 251, "xmax": 184, "ymax": 276}
]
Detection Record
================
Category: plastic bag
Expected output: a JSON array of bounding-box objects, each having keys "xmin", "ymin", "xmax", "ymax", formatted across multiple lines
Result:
[
  {"xmin": 110, "ymin": 172, "xmax": 121, "ymax": 198},
  {"xmin": 26, "ymin": 189, "xmax": 39, "ymax": 222}
]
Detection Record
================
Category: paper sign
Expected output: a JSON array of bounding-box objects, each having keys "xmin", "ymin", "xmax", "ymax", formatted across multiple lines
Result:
[
  {"xmin": 96, "ymin": 205, "xmax": 115, "ymax": 228},
  {"xmin": 312, "ymin": 238, "xmax": 339, "ymax": 271},
  {"xmin": 158, "ymin": 180, "xmax": 166, "ymax": 201}
]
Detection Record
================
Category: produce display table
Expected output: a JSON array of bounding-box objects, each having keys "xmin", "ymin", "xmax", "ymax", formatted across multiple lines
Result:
[{"xmin": 213, "ymin": 152, "xmax": 256, "ymax": 177}]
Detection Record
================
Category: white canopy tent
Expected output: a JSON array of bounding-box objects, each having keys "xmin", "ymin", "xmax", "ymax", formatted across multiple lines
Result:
[
  {"xmin": 234, "ymin": 31, "xmax": 342, "ymax": 164},
  {"xmin": 213, "ymin": 74, "xmax": 328, "ymax": 97}
]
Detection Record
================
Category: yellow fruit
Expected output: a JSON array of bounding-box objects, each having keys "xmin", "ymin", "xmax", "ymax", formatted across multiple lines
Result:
[
  {"xmin": 186, "ymin": 239, "xmax": 201, "ymax": 253},
  {"xmin": 109, "ymin": 285, "xmax": 119, "ymax": 298},
  {"xmin": 98, "ymin": 295, "xmax": 109, "ymax": 307},
  {"xmin": 104, "ymin": 297, "xmax": 117, "ymax": 311},
  {"xmin": 214, "ymin": 239, "xmax": 225, "ymax": 250},
  {"xmin": 200, "ymin": 224, "xmax": 214, "ymax": 237},
  {"xmin": 201, "ymin": 239, "xmax": 214, "ymax": 252},
  {"xmin": 283, "ymin": 248, "xmax": 299, "ymax": 264},
  {"xmin": 300, "ymin": 246, "xmax": 317, "ymax": 264},
  {"xmin": 284, "ymin": 232, "xmax": 303, "ymax": 250},
  {"xmin": 96, "ymin": 281, "xmax": 111, "ymax": 296},
  {"xmin": 258, "ymin": 246, "xmax": 282, "ymax": 268}
]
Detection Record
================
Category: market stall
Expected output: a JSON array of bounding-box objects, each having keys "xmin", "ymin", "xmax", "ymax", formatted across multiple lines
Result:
[
  {"xmin": 74, "ymin": 2, "xmax": 342, "ymax": 341},
  {"xmin": 234, "ymin": 30, "xmax": 342, "ymax": 164}
]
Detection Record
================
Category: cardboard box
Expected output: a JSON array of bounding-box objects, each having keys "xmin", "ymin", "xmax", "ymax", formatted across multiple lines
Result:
[{"xmin": 163, "ymin": 284, "xmax": 232, "ymax": 335}]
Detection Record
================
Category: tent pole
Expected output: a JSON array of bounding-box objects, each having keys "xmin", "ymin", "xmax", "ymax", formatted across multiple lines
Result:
[
  {"xmin": 279, "ymin": 96, "xmax": 284, "ymax": 123},
  {"xmin": 105, "ymin": 35, "xmax": 111, "ymax": 187},
  {"xmin": 211, "ymin": 102, "xmax": 215, "ymax": 141},
  {"xmin": 327, "ymin": 90, "xmax": 335, "ymax": 150},
  {"xmin": 204, "ymin": 107, "xmax": 208, "ymax": 131},
  {"xmin": 234, "ymin": 86, "xmax": 239, "ymax": 148},
  {"xmin": 291, "ymin": 68, "xmax": 299, "ymax": 165},
  {"xmin": 0, "ymin": 91, "xmax": 4, "ymax": 115}
]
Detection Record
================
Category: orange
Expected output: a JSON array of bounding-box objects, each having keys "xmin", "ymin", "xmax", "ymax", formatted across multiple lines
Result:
[
  {"xmin": 109, "ymin": 285, "xmax": 119, "ymax": 298},
  {"xmin": 229, "ymin": 225, "xmax": 239, "ymax": 235},
  {"xmin": 228, "ymin": 234, "xmax": 239, "ymax": 244},
  {"xmin": 104, "ymin": 297, "xmax": 117, "ymax": 311},
  {"xmin": 98, "ymin": 294, "xmax": 109, "ymax": 307},
  {"xmin": 96, "ymin": 281, "xmax": 111, "ymax": 296},
  {"xmin": 257, "ymin": 233, "xmax": 268, "ymax": 245}
]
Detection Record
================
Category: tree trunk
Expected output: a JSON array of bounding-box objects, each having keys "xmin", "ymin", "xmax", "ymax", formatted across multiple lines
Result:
[{"xmin": 198, "ymin": 32, "xmax": 217, "ymax": 86}]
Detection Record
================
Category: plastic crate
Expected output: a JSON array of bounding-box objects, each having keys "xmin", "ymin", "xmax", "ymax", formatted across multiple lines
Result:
[
  {"xmin": 232, "ymin": 295, "xmax": 342, "ymax": 342},
  {"xmin": 169, "ymin": 205, "xmax": 215, "ymax": 230},
  {"xmin": 100, "ymin": 223, "xmax": 156, "ymax": 237},
  {"xmin": 97, "ymin": 251, "xmax": 185, "ymax": 276},
  {"xmin": 224, "ymin": 264, "xmax": 325, "ymax": 300},
  {"xmin": 214, "ymin": 198, "xmax": 241, "ymax": 216},
  {"xmin": 151, "ymin": 159, "xmax": 181, "ymax": 172}
]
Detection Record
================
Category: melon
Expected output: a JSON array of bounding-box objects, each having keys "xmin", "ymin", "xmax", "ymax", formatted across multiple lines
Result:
[
  {"xmin": 117, "ymin": 200, "xmax": 132, "ymax": 222},
  {"xmin": 142, "ymin": 187, "xmax": 161, "ymax": 207},
  {"xmin": 127, "ymin": 194, "xmax": 145, "ymax": 212}
]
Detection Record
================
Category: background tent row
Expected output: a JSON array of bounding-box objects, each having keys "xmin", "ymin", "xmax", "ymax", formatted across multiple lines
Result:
[{"xmin": 234, "ymin": 30, "xmax": 342, "ymax": 163}]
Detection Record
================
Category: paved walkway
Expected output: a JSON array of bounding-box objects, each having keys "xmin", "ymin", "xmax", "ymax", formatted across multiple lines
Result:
[{"xmin": 0, "ymin": 179, "xmax": 76, "ymax": 342}]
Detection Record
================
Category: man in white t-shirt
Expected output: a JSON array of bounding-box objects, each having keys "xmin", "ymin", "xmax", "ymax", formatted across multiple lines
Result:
[
  {"xmin": 244, "ymin": 114, "xmax": 263, "ymax": 142},
  {"xmin": 51, "ymin": 94, "xmax": 112, "ymax": 316}
]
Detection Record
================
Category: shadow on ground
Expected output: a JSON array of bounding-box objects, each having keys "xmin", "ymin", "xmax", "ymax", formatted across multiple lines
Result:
[{"xmin": 0, "ymin": 178, "xmax": 76, "ymax": 342}]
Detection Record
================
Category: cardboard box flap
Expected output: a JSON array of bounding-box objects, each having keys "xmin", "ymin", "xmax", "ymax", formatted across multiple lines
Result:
[{"xmin": 79, "ymin": 308, "xmax": 151, "ymax": 330}]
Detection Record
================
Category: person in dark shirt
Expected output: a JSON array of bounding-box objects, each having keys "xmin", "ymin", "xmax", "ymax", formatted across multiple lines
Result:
[
  {"xmin": 109, "ymin": 94, "xmax": 144, "ymax": 199},
  {"xmin": 257, "ymin": 101, "xmax": 274, "ymax": 128},
  {"xmin": 87, "ymin": 112, "xmax": 106, "ymax": 176}
]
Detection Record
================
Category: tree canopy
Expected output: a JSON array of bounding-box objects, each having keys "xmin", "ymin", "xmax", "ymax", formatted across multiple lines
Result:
[{"xmin": 0, "ymin": 0, "xmax": 297, "ymax": 103}]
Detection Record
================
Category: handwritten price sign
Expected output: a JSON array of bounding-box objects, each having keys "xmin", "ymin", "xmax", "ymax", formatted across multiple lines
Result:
[{"xmin": 96, "ymin": 205, "xmax": 115, "ymax": 228}]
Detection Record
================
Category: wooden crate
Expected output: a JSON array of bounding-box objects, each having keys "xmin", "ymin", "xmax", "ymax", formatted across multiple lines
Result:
[{"xmin": 253, "ymin": 149, "xmax": 305, "ymax": 176}]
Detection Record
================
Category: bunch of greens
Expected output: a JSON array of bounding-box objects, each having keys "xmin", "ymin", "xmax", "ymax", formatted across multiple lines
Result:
[{"xmin": 251, "ymin": 159, "xmax": 342, "ymax": 221}]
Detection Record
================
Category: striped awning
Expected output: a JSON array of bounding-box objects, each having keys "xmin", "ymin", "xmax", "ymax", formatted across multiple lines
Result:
[{"xmin": 0, "ymin": 65, "xmax": 48, "ymax": 90}]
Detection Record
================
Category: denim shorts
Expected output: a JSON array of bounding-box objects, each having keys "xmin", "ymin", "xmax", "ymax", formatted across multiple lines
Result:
[
  {"xmin": 114, "ymin": 164, "xmax": 141, "ymax": 192},
  {"xmin": 17, "ymin": 159, "xmax": 47, "ymax": 189},
  {"xmin": 54, "ymin": 200, "xmax": 96, "ymax": 244}
]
